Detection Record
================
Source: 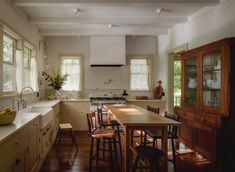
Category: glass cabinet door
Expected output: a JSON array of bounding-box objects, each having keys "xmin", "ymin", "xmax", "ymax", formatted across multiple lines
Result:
[
  {"xmin": 185, "ymin": 57, "xmax": 198, "ymax": 106},
  {"xmin": 202, "ymin": 50, "xmax": 221, "ymax": 108}
]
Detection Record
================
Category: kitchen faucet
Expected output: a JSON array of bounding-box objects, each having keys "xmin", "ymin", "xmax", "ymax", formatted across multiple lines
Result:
[{"xmin": 17, "ymin": 86, "xmax": 35, "ymax": 110}]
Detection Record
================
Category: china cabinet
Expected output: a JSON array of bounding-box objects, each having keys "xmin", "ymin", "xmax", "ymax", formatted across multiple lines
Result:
[{"xmin": 175, "ymin": 38, "xmax": 235, "ymax": 172}]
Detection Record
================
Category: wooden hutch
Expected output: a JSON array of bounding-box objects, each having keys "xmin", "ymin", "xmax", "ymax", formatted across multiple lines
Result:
[{"xmin": 175, "ymin": 38, "xmax": 235, "ymax": 172}]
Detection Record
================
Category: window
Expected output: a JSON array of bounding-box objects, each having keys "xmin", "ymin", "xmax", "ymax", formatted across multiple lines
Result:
[
  {"xmin": 60, "ymin": 56, "xmax": 82, "ymax": 91},
  {"xmin": 3, "ymin": 34, "xmax": 16, "ymax": 92},
  {"xmin": 129, "ymin": 56, "xmax": 151, "ymax": 91},
  {"xmin": 23, "ymin": 45, "xmax": 32, "ymax": 87}
]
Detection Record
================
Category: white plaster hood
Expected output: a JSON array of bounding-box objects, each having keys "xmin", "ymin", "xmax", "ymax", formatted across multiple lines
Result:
[{"xmin": 90, "ymin": 36, "xmax": 126, "ymax": 66}]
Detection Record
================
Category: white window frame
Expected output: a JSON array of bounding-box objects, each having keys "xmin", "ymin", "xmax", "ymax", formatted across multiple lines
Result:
[
  {"xmin": 2, "ymin": 33, "xmax": 16, "ymax": 94},
  {"xmin": 128, "ymin": 54, "xmax": 153, "ymax": 91},
  {"xmin": 60, "ymin": 55, "xmax": 83, "ymax": 92},
  {"xmin": 0, "ymin": 23, "xmax": 38, "ymax": 97}
]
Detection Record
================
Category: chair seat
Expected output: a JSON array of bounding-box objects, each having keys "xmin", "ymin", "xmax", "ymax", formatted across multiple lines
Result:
[
  {"xmin": 135, "ymin": 145, "xmax": 164, "ymax": 160},
  {"xmin": 59, "ymin": 123, "xmax": 73, "ymax": 130},
  {"xmin": 91, "ymin": 128, "xmax": 115, "ymax": 138}
]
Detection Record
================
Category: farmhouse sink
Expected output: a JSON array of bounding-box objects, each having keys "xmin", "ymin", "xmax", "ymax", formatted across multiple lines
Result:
[{"xmin": 24, "ymin": 107, "xmax": 53, "ymax": 129}]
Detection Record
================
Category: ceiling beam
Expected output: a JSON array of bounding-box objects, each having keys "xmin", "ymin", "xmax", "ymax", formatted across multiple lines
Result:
[
  {"xmin": 13, "ymin": 0, "xmax": 219, "ymax": 7},
  {"xmin": 30, "ymin": 16, "xmax": 187, "ymax": 25},
  {"xmin": 39, "ymin": 27, "xmax": 168, "ymax": 36}
]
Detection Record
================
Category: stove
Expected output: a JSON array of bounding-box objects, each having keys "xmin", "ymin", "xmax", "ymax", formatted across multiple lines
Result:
[{"xmin": 89, "ymin": 93, "xmax": 127, "ymax": 111}]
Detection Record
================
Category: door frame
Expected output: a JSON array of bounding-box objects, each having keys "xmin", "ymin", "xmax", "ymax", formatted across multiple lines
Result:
[{"xmin": 167, "ymin": 43, "xmax": 188, "ymax": 113}]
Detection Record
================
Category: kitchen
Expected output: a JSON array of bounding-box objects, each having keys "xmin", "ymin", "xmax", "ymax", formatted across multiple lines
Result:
[{"xmin": 0, "ymin": 0, "xmax": 235, "ymax": 172}]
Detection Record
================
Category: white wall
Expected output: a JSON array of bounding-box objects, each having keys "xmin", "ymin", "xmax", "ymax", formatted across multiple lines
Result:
[
  {"xmin": 45, "ymin": 35, "xmax": 158, "ymax": 98},
  {"xmin": 157, "ymin": 0, "xmax": 235, "ymax": 104},
  {"xmin": 0, "ymin": 0, "xmax": 43, "ymax": 109}
]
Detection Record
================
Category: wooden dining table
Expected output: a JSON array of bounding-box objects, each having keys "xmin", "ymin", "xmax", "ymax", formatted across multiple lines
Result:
[{"xmin": 106, "ymin": 104, "xmax": 180, "ymax": 172}]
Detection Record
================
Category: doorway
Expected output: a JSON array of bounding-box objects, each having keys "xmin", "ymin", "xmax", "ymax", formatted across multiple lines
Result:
[{"xmin": 167, "ymin": 44, "xmax": 188, "ymax": 112}]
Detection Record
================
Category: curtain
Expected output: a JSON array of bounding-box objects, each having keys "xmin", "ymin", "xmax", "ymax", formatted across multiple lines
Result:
[
  {"xmin": 130, "ymin": 58, "xmax": 150, "ymax": 90},
  {"xmin": 61, "ymin": 58, "xmax": 81, "ymax": 91},
  {"xmin": 31, "ymin": 57, "xmax": 39, "ymax": 91},
  {"xmin": 16, "ymin": 50, "xmax": 23, "ymax": 93}
]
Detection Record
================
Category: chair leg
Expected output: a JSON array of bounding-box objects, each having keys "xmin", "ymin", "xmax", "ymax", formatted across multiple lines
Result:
[
  {"xmin": 102, "ymin": 138, "xmax": 106, "ymax": 160},
  {"xmin": 156, "ymin": 158, "xmax": 161, "ymax": 172},
  {"xmin": 108, "ymin": 139, "xmax": 114, "ymax": 172},
  {"xmin": 132, "ymin": 155, "xmax": 140, "ymax": 172},
  {"xmin": 70, "ymin": 130, "xmax": 78, "ymax": 150},
  {"xmin": 96, "ymin": 139, "xmax": 100, "ymax": 169},
  {"xmin": 140, "ymin": 130, "xmax": 143, "ymax": 145},
  {"xmin": 144, "ymin": 132, "xmax": 147, "ymax": 146},
  {"xmin": 150, "ymin": 160, "xmax": 154, "ymax": 172},
  {"xmin": 131, "ymin": 130, "xmax": 134, "ymax": 146},
  {"xmin": 113, "ymin": 138, "xmax": 120, "ymax": 170},
  {"xmin": 171, "ymin": 138, "xmax": 177, "ymax": 172},
  {"xmin": 152, "ymin": 138, "xmax": 156, "ymax": 148},
  {"xmin": 117, "ymin": 126, "xmax": 122, "ymax": 159},
  {"xmin": 56, "ymin": 129, "xmax": 62, "ymax": 151},
  {"xmin": 89, "ymin": 138, "xmax": 94, "ymax": 172}
]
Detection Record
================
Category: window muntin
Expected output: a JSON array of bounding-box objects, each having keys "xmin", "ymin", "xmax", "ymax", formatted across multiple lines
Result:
[
  {"xmin": 61, "ymin": 57, "xmax": 81, "ymax": 91},
  {"xmin": 23, "ymin": 46, "xmax": 32, "ymax": 87},
  {"xmin": 3, "ymin": 34, "xmax": 16, "ymax": 92},
  {"xmin": 130, "ymin": 57, "xmax": 151, "ymax": 91}
]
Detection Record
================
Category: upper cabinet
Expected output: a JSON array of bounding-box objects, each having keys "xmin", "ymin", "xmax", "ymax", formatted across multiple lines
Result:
[{"xmin": 181, "ymin": 38, "xmax": 233, "ymax": 116}]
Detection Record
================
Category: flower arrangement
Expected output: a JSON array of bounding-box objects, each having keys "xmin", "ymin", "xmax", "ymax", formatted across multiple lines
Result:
[{"xmin": 42, "ymin": 70, "xmax": 68, "ymax": 90}]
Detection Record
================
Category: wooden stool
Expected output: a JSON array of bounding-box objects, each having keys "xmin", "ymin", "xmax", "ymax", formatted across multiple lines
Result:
[
  {"xmin": 56, "ymin": 123, "xmax": 78, "ymax": 151},
  {"xmin": 132, "ymin": 145, "xmax": 163, "ymax": 172}
]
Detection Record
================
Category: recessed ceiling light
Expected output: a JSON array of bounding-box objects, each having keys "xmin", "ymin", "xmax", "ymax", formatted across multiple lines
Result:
[
  {"xmin": 73, "ymin": 8, "xmax": 80, "ymax": 16},
  {"xmin": 156, "ymin": 8, "xmax": 162, "ymax": 15}
]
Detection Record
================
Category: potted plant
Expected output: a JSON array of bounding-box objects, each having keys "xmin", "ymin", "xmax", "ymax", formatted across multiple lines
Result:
[{"xmin": 42, "ymin": 70, "xmax": 68, "ymax": 98}]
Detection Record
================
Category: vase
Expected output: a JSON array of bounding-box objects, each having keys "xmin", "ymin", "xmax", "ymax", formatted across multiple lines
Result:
[{"xmin": 55, "ymin": 90, "xmax": 61, "ymax": 99}]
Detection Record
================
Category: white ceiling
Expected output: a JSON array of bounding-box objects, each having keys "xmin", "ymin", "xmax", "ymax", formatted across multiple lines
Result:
[{"xmin": 12, "ymin": 0, "xmax": 220, "ymax": 36}]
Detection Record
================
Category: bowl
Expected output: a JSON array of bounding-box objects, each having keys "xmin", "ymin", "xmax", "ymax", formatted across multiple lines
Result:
[{"xmin": 0, "ymin": 111, "xmax": 17, "ymax": 125}]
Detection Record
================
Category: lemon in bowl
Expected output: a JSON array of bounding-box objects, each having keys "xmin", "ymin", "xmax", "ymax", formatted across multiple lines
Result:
[{"xmin": 0, "ymin": 107, "xmax": 17, "ymax": 125}]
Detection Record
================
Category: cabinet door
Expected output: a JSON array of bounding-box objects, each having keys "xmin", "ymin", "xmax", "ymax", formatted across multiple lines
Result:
[
  {"xmin": 194, "ymin": 124, "xmax": 216, "ymax": 161},
  {"xmin": 202, "ymin": 48, "xmax": 227, "ymax": 115},
  {"xmin": 183, "ymin": 56, "xmax": 199, "ymax": 107},
  {"xmin": 13, "ymin": 150, "xmax": 27, "ymax": 172},
  {"xmin": 28, "ymin": 121, "xmax": 39, "ymax": 172},
  {"xmin": 179, "ymin": 119, "xmax": 194, "ymax": 147}
]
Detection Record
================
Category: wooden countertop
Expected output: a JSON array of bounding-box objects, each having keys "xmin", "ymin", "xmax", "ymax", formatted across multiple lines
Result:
[{"xmin": 106, "ymin": 104, "xmax": 180, "ymax": 127}]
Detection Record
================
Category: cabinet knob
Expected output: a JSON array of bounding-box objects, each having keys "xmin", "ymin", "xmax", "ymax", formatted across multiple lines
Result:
[
  {"xmin": 15, "ymin": 142, "xmax": 18, "ymax": 145},
  {"xmin": 201, "ymin": 118, "xmax": 206, "ymax": 122},
  {"xmin": 183, "ymin": 113, "xmax": 186, "ymax": 116}
]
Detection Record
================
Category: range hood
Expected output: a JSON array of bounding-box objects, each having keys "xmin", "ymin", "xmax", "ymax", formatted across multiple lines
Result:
[{"xmin": 90, "ymin": 36, "xmax": 126, "ymax": 67}]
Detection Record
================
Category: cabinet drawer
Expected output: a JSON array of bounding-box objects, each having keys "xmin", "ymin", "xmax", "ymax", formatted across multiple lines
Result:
[
  {"xmin": 178, "ymin": 110, "xmax": 194, "ymax": 121},
  {"xmin": 194, "ymin": 115, "xmax": 217, "ymax": 127}
]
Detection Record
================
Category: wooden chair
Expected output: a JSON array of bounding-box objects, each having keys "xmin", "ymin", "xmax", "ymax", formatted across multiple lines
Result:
[
  {"xmin": 132, "ymin": 145, "xmax": 164, "ymax": 172},
  {"xmin": 56, "ymin": 123, "xmax": 78, "ymax": 151},
  {"xmin": 87, "ymin": 111, "xmax": 119, "ymax": 172},
  {"xmin": 97, "ymin": 106, "xmax": 122, "ymax": 158},
  {"xmin": 144, "ymin": 111, "xmax": 179, "ymax": 172}
]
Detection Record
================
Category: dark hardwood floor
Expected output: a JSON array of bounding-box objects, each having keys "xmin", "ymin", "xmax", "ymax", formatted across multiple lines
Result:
[{"xmin": 40, "ymin": 131, "xmax": 214, "ymax": 172}]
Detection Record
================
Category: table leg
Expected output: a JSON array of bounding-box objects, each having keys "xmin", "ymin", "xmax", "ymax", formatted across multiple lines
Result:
[
  {"xmin": 162, "ymin": 126, "xmax": 168, "ymax": 172},
  {"xmin": 124, "ymin": 127, "xmax": 130, "ymax": 172}
]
